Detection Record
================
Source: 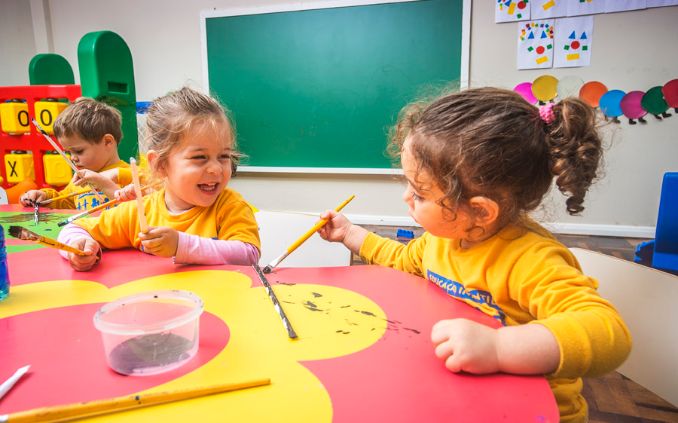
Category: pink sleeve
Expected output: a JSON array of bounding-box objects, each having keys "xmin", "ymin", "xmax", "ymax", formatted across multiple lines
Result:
[
  {"xmin": 56, "ymin": 224, "xmax": 96, "ymax": 260},
  {"xmin": 174, "ymin": 232, "xmax": 260, "ymax": 265}
]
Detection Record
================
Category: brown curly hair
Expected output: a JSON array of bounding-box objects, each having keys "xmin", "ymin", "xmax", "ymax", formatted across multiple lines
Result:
[{"xmin": 389, "ymin": 87, "xmax": 603, "ymax": 227}]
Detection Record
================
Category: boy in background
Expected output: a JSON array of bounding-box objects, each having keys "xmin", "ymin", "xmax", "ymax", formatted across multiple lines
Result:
[{"xmin": 20, "ymin": 98, "xmax": 130, "ymax": 210}]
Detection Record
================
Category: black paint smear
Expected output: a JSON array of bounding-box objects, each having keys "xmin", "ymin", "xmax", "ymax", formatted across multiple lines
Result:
[
  {"xmin": 403, "ymin": 327, "xmax": 421, "ymax": 334},
  {"xmin": 303, "ymin": 300, "xmax": 323, "ymax": 312},
  {"xmin": 277, "ymin": 282, "xmax": 296, "ymax": 286},
  {"xmin": 340, "ymin": 305, "xmax": 351, "ymax": 308},
  {"xmin": 108, "ymin": 333, "xmax": 193, "ymax": 375},
  {"xmin": 311, "ymin": 292, "xmax": 322, "ymax": 298},
  {"xmin": 356, "ymin": 310, "xmax": 376, "ymax": 317},
  {"xmin": 281, "ymin": 300, "xmax": 295, "ymax": 305}
]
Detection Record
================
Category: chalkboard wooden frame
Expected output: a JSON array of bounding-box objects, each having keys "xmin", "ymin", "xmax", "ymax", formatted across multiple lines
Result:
[{"xmin": 200, "ymin": 0, "xmax": 470, "ymax": 174}]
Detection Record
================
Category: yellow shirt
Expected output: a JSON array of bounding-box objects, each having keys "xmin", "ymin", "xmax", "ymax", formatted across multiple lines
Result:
[
  {"xmin": 74, "ymin": 187, "xmax": 260, "ymax": 253},
  {"xmin": 40, "ymin": 160, "xmax": 130, "ymax": 210},
  {"xmin": 359, "ymin": 219, "xmax": 632, "ymax": 423}
]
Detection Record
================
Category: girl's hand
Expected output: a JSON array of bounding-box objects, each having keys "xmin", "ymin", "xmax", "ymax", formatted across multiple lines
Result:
[
  {"xmin": 139, "ymin": 226, "xmax": 179, "ymax": 257},
  {"xmin": 317, "ymin": 210, "xmax": 369, "ymax": 255},
  {"xmin": 431, "ymin": 318, "xmax": 500, "ymax": 374},
  {"xmin": 68, "ymin": 238, "xmax": 102, "ymax": 271},
  {"xmin": 114, "ymin": 184, "xmax": 136, "ymax": 202},
  {"xmin": 317, "ymin": 210, "xmax": 354, "ymax": 243},
  {"xmin": 20, "ymin": 190, "xmax": 47, "ymax": 207}
]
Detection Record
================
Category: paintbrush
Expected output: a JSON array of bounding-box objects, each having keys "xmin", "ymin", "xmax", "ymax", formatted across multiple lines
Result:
[
  {"xmin": 130, "ymin": 157, "xmax": 149, "ymax": 233},
  {"xmin": 39, "ymin": 189, "xmax": 90, "ymax": 206},
  {"xmin": 262, "ymin": 195, "xmax": 355, "ymax": 273},
  {"xmin": 57, "ymin": 181, "xmax": 162, "ymax": 227},
  {"xmin": 8, "ymin": 226, "xmax": 87, "ymax": 256},
  {"xmin": 31, "ymin": 119, "xmax": 106, "ymax": 205},
  {"xmin": 0, "ymin": 378, "xmax": 270, "ymax": 423},
  {"xmin": 253, "ymin": 265, "xmax": 298, "ymax": 339}
]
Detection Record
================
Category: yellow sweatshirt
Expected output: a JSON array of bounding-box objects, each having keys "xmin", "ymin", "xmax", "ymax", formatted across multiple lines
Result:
[
  {"xmin": 40, "ymin": 160, "xmax": 130, "ymax": 210},
  {"xmin": 359, "ymin": 219, "xmax": 631, "ymax": 423},
  {"xmin": 74, "ymin": 187, "xmax": 260, "ymax": 253}
]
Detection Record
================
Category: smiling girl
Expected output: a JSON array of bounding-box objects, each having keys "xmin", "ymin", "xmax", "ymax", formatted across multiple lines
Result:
[{"xmin": 58, "ymin": 87, "xmax": 260, "ymax": 270}]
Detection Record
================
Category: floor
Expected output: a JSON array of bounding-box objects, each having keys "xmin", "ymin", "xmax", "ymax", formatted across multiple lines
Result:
[{"xmin": 353, "ymin": 225, "xmax": 678, "ymax": 423}]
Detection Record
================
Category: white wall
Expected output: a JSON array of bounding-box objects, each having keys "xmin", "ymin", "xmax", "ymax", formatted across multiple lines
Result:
[
  {"xmin": 0, "ymin": 0, "xmax": 36, "ymax": 86},
  {"xmin": 2, "ymin": 0, "xmax": 677, "ymax": 235}
]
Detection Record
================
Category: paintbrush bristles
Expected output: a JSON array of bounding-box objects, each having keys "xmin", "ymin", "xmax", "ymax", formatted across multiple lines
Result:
[{"xmin": 7, "ymin": 226, "xmax": 39, "ymax": 241}]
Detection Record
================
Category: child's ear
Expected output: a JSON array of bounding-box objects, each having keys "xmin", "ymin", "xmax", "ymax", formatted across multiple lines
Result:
[
  {"xmin": 101, "ymin": 134, "xmax": 116, "ymax": 147},
  {"xmin": 146, "ymin": 150, "xmax": 164, "ymax": 176},
  {"xmin": 468, "ymin": 196, "xmax": 499, "ymax": 225}
]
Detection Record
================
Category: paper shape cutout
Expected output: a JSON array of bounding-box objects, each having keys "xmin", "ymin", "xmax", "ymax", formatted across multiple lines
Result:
[
  {"xmin": 579, "ymin": 81, "xmax": 608, "ymax": 107},
  {"xmin": 661, "ymin": 79, "xmax": 678, "ymax": 112},
  {"xmin": 514, "ymin": 82, "xmax": 538, "ymax": 104},
  {"xmin": 620, "ymin": 91, "xmax": 648, "ymax": 124},
  {"xmin": 599, "ymin": 89, "xmax": 626, "ymax": 123},
  {"xmin": 555, "ymin": 16, "xmax": 593, "ymax": 68},
  {"xmin": 532, "ymin": 74, "xmax": 559, "ymax": 102},
  {"xmin": 496, "ymin": 0, "xmax": 531, "ymax": 23},
  {"xmin": 647, "ymin": 0, "xmax": 678, "ymax": 6},
  {"xmin": 557, "ymin": 75, "xmax": 585, "ymax": 99},
  {"xmin": 605, "ymin": 0, "xmax": 647, "ymax": 13},
  {"xmin": 567, "ymin": 0, "xmax": 605, "ymax": 16},
  {"xmin": 532, "ymin": 0, "xmax": 567, "ymax": 19},
  {"xmin": 517, "ymin": 20, "xmax": 554, "ymax": 69},
  {"xmin": 642, "ymin": 86, "xmax": 672, "ymax": 119}
]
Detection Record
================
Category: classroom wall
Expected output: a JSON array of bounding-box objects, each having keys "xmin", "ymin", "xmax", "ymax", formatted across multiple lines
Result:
[{"xmin": 1, "ymin": 0, "xmax": 677, "ymax": 236}]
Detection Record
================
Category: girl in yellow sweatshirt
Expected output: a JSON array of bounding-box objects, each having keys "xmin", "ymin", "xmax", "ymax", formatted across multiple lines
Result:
[{"xmin": 318, "ymin": 87, "xmax": 631, "ymax": 423}]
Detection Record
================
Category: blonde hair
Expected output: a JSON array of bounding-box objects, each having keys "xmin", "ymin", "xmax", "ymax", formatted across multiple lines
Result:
[
  {"xmin": 143, "ymin": 87, "xmax": 239, "ymax": 176},
  {"xmin": 53, "ymin": 97, "xmax": 122, "ymax": 144}
]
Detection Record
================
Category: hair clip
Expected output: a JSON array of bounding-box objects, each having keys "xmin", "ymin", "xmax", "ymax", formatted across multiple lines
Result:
[{"xmin": 539, "ymin": 103, "xmax": 556, "ymax": 124}]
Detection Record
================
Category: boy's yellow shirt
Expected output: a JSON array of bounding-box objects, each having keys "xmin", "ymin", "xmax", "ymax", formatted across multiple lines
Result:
[
  {"xmin": 359, "ymin": 219, "xmax": 632, "ymax": 423},
  {"xmin": 40, "ymin": 160, "xmax": 130, "ymax": 210}
]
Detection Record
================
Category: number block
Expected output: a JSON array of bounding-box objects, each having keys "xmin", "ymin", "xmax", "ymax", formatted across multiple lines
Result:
[
  {"xmin": 4, "ymin": 152, "xmax": 35, "ymax": 183},
  {"xmin": 0, "ymin": 102, "xmax": 30, "ymax": 134},
  {"xmin": 34, "ymin": 101, "xmax": 68, "ymax": 134},
  {"xmin": 43, "ymin": 152, "xmax": 72, "ymax": 186}
]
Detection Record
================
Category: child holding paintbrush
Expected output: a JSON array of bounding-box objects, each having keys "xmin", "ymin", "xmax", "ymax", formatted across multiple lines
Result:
[
  {"xmin": 318, "ymin": 88, "xmax": 631, "ymax": 422},
  {"xmin": 20, "ymin": 98, "xmax": 130, "ymax": 210},
  {"xmin": 57, "ymin": 87, "xmax": 260, "ymax": 271}
]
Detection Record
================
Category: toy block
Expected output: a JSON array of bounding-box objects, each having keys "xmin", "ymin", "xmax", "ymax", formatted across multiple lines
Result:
[
  {"xmin": 43, "ymin": 152, "xmax": 73, "ymax": 186},
  {"xmin": 4, "ymin": 152, "xmax": 35, "ymax": 183},
  {"xmin": 34, "ymin": 101, "xmax": 68, "ymax": 134},
  {"xmin": 0, "ymin": 102, "xmax": 30, "ymax": 134}
]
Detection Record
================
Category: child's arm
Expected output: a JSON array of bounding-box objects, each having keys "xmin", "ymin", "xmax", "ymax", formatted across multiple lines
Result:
[
  {"xmin": 73, "ymin": 168, "xmax": 121, "ymax": 199},
  {"xmin": 318, "ymin": 210, "xmax": 370, "ymax": 254},
  {"xmin": 57, "ymin": 223, "xmax": 102, "ymax": 271},
  {"xmin": 431, "ymin": 319, "xmax": 560, "ymax": 375},
  {"xmin": 138, "ymin": 227, "xmax": 259, "ymax": 265},
  {"xmin": 319, "ymin": 210, "xmax": 426, "ymax": 275}
]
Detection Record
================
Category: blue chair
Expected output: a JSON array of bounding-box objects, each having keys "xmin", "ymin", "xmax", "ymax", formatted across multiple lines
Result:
[{"xmin": 652, "ymin": 172, "xmax": 678, "ymax": 273}]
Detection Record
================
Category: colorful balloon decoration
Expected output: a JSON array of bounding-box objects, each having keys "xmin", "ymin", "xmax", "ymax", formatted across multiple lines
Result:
[
  {"xmin": 514, "ymin": 82, "xmax": 537, "ymax": 104},
  {"xmin": 642, "ymin": 86, "xmax": 672, "ymax": 120},
  {"xmin": 599, "ymin": 90, "xmax": 625, "ymax": 123},
  {"xmin": 513, "ymin": 75, "xmax": 677, "ymax": 126},
  {"xmin": 531, "ymin": 75, "xmax": 559, "ymax": 103},
  {"xmin": 579, "ymin": 81, "xmax": 608, "ymax": 108},
  {"xmin": 620, "ymin": 91, "xmax": 647, "ymax": 125},
  {"xmin": 661, "ymin": 79, "xmax": 678, "ymax": 113}
]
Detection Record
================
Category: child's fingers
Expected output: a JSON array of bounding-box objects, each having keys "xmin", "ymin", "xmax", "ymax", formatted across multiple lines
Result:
[
  {"xmin": 430, "ymin": 319, "xmax": 454, "ymax": 344},
  {"xmin": 434, "ymin": 340, "xmax": 455, "ymax": 360}
]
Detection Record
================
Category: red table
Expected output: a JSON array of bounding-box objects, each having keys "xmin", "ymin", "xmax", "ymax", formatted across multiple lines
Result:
[{"xmin": 0, "ymin": 208, "xmax": 558, "ymax": 422}]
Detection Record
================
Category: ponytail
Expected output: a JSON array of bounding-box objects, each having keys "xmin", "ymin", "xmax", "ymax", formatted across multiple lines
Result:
[{"xmin": 545, "ymin": 98, "xmax": 603, "ymax": 215}]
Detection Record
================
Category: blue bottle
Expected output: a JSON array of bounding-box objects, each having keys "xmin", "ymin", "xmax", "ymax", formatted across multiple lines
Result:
[{"xmin": 0, "ymin": 224, "xmax": 9, "ymax": 301}]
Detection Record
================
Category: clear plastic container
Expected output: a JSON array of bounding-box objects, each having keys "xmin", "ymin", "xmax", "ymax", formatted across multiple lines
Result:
[{"xmin": 93, "ymin": 290, "xmax": 204, "ymax": 376}]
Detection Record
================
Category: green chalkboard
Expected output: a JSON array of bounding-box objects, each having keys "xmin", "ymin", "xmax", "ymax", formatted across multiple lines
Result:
[{"xmin": 204, "ymin": 0, "xmax": 465, "ymax": 171}]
